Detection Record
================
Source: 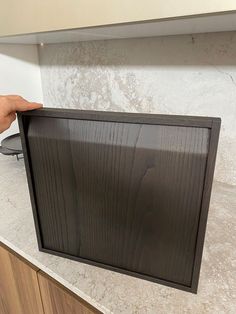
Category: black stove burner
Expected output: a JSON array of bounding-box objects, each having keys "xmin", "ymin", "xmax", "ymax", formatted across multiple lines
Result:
[{"xmin": 0, "ymin": 133, "xmax": 23, "ymax": 160}]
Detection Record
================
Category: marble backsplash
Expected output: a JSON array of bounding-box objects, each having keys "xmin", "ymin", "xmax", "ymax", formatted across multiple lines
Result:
[{"xmin": 38, "ymin": 32, "xmax": 236, "ymax": 185}]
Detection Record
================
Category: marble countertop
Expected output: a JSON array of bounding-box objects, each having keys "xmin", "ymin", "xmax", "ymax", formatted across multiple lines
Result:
[{"xmin": 0, "ymin": 154, "xmax": 235, "ymax": 313}]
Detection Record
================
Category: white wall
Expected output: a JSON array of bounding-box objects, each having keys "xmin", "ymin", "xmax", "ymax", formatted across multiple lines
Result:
[
  {"xmin": 38, "ymin": 32, "xmax": 236, "ymax": 185},
  {"xmin": 0, "ymin": 44, "xmax": 43, "ymax": 141}
]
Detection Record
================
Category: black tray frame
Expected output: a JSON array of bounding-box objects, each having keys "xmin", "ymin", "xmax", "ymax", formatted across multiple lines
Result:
[{"xmin": 18, "ymin": 108, "xmax": 221, "ymax": 293}]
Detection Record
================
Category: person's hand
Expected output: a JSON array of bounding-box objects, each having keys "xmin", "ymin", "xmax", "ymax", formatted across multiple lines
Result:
[{"xmin": 0, "ymin": 95, "xmax": 42, "ymax": 133}]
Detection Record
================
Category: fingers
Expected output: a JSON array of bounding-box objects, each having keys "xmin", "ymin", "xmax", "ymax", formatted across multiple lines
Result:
[
  {"xmin": 0, "ymin": 113, "xmax": 16, "ymax": 133},
  {"xmin": 14, "ymin": 100, "xmax": 42, "ymax": 112},
  {"xmin": 0, "ymin": 95, "xmax": 43, "ymax": 114},
  {"xmin": 4, "ymin": 113, "xmax": 16, "ymax": 127},
  {"xmin": 0, "ymin": 95, "xmax": 41, "ymax": 133},
  {"xmin": 4, "ymin": 95, "xmax": 24, "ymax": 100},
  {"xmin": 8, "ymin": 112, "xmax": 17, "ymax": 123}
]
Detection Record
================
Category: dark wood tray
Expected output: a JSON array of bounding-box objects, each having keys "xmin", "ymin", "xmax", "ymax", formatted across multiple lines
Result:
[{"xmin": 18, "ymin": 108, "xmax": 220, "ymax": 293}]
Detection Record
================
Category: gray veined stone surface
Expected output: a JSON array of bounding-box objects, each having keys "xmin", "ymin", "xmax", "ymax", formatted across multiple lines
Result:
[
  {"xmin": 0, "ymin": 155, "xmax": 235, "ymax": 313},
  {"xmin": 38, "ymin": 32, "xmax": 236, "ymax": 186}
]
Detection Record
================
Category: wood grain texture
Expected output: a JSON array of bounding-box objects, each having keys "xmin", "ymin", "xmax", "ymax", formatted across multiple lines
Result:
[
  {"xmin": 23, "ymin": 114, "xmax": 211, "ymax": 288},
  {"xmin": 0, "ymin": 244, "xmax": 44, "ymax": 314},
  {"xmin": 38, "ymin": 271, "xmax": 100, "ymax": 314},
  {"xmin": 20, "ymin": 108, "xmax": 214, "ymax": 128},
  {"xmin": 191, "ymin": 118, "xmax": 221, "ymax": 291}
]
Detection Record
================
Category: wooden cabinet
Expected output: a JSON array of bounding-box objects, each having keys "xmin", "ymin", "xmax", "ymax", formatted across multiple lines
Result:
[
  {"xmin": 0, "ymin": 0, "xmax": 236, "ymax": 37},
  {"xmin": 0, "ymin": 244, "xmax": 43, "ymax": 314},
  {"xmin": 0, "ymin": 243, "xmax": 100, "ymax": 314},
  {"xmin": 38, "ymin": 272, "xmax": 97, "ymax": 314},
  {"xmin": 0, "ymin": 1, "xmax": 236, "ymax": 43}
]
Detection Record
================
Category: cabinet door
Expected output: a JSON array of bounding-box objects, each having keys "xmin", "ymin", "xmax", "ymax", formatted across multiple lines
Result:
[
  {"xmin": 38, "ymin": 272, "xmax": 100, "ymax": 314},
  {"xmin": 0, "ymin": 244, "xmax": 44, "ymax": 314}
]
